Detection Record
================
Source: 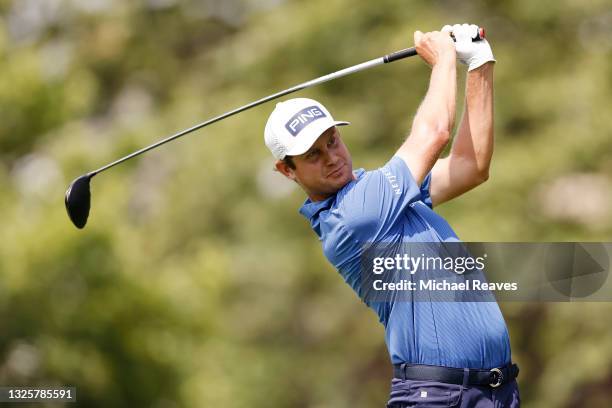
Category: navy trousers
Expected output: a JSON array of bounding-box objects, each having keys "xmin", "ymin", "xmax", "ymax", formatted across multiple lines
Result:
[{"xmin": 386, "ymin": 377, "xmax": 520, "ymax": 407}]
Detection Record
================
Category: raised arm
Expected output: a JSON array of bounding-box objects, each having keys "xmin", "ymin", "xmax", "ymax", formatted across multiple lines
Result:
[
  {"xmin": 395, "ymin": 30, "xmax": 457, "ymax": 185},
  {"xmin": 429, "ymin": 24, "xmax": 496, "ymax": 207}
]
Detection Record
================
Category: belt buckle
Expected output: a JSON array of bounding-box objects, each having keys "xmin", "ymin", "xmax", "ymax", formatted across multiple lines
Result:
[{"xmin": 489, "ymin": 368, "xmax": 504, "ymax": 388}]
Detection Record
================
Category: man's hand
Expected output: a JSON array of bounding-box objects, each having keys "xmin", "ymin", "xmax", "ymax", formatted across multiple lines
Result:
[
  {"xmin": 414, "ymin": 30, "xmax": 456, "ymax": 67},
  {"xmin": 442, "ymin": 23, "xmax": 495, "ymax": 71}
]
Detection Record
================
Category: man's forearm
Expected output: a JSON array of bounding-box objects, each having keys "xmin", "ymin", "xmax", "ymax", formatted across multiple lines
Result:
[
  {"xmin": 452, "ymin": 62, "xmax": 494, "ymax": 176},
  {"xmin": 396, "ymin": 31, "xmax": 457, "ymax": 185},
  {"xmin": 412, "ymin": 56, "xmax": 457, "ymax": 138}
]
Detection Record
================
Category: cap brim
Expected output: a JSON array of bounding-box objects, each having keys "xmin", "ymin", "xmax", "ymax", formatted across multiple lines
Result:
[{"xmin": 285, "ymin": 120, "xmax": 350, "ymax": 157}]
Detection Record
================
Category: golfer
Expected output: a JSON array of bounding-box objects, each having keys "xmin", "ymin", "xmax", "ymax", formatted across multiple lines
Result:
[{"xmin": 264, "ymin": 24, "xmax": 519, "ymax": 407}]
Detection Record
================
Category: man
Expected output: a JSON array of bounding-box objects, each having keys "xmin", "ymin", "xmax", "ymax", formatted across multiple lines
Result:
[{"xmin": 264, "ymin": 24, "xmax": 520, "ymax": 407}]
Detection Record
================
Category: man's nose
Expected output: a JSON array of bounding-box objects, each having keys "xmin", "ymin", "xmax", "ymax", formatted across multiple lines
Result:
[{"xmin": 322, "ymin": 148, "xmax": 338, "ymax": 165}]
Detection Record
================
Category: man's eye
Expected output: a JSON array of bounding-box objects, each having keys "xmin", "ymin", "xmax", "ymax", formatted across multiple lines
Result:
[{"xmin": 328, "ymin": 136, "xmax": 337, "ymax": 146}]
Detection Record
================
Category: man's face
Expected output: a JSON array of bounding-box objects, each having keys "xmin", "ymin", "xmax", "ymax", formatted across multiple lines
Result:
[{"xmin": 276, "ymin": 126, "xmax": 353, "ymax": 201}]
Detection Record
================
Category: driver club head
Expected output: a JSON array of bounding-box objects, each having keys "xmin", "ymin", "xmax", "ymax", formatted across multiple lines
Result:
[{"xmin": 65, "ymin": 174, "xmax": 93, "ymax": 229}]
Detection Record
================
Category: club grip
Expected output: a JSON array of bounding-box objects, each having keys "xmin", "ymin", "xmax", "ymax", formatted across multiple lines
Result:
[
  {"xmin": 478, "ymin": 27, "xmax": 485, "ymax": 40},
  {"xmin": 383, "ymin": 47, "xmax": 418, "ymax": 63},
  {"xmin": 383, "ymin": 26, "xmax": 485, "ymax": 64}
]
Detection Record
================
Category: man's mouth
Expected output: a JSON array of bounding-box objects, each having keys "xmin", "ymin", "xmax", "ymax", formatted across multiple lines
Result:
[{"xmin": 327, "ymin": 164, "xmax": 345, "ymax": 178}]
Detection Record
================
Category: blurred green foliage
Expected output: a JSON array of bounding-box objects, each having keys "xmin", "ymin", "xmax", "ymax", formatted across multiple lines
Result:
[{"xmin": 0, "ymin": 0, "xmax": 611, "ymax": 407}]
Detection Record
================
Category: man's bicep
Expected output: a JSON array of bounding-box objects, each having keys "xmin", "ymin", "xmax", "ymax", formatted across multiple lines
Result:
[
  {"xmin": 430, "ymin": 155, "xmax": 483, "ymax": 206},
  {"xmin": 396, "ymin": 135, "xmax": 445, "ymax": 186}
]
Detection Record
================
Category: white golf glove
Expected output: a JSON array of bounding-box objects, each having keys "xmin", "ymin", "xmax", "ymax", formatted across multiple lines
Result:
[{"xmin": 442, "ymin": 23, "xmax": 495, "ymax": 71}]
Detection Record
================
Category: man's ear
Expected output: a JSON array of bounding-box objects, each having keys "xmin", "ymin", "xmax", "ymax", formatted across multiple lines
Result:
[{"xmin": 275, "ymin": 160, "xmax": 296, "ymax": 181}]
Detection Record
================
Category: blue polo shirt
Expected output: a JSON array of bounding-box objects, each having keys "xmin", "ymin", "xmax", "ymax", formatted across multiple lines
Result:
[{"xmin": 299, "ymin": 156, "xmax": 511, "ymax": 369}]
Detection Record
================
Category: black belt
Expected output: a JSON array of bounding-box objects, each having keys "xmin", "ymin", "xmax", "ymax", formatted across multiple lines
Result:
[{"xmin": 393, "ymin": 363, "xmax": 519, "ymax": 388}]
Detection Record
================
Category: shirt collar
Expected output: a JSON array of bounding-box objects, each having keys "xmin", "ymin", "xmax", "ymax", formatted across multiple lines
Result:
[{"xmin": 298, "ymin": 168, "xmax": 365, "ymax": 237}]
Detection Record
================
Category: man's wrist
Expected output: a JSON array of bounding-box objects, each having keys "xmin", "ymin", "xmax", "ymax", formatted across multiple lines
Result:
[
  {"xmin": 435, "ymin": 53, "xmax": 456, "ymax": 68},
  {"xmin": 468, "ymin": 61, "xmax": 494, "ymax": 75}
]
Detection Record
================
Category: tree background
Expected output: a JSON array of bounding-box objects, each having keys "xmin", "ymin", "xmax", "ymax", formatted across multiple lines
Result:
[{"xmin": 0, "ymin": 0, "xmax": 611, "ymax": 407}]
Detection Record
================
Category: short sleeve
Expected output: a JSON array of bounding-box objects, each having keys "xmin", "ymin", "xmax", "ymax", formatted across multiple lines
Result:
[
  {"xmin": 419, "ymin": 171, "xmax": 433, "ymax": 209},
  {"xmin": 369, "ymin": 155, "xmax": 426, "ymax": 218},
  {"xmin": 386, "ymin": 156, "xmax": 433, "ymax": 209}
]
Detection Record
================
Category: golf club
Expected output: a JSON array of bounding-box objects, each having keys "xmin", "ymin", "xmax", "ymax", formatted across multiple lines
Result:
[{"xmin": 65, "ymin": 27, "xmax": 485, "ymax": 229}]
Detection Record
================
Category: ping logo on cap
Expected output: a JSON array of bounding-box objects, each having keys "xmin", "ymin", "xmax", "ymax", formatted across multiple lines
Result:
[{"xmin": 285, "ymin": 105, "xmax": 326, "ymax": 136}]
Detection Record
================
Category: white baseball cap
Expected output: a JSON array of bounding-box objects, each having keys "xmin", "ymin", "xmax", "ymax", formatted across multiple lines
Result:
[{"xmin": 264, "ymin": 98, "xmax": 350, "ymax": 160}]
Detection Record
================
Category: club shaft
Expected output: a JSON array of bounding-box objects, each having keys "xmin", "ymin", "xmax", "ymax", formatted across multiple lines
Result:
[
  {"xmin": 87, "ymin": 26, "xmax": 486, "ymax": 177},
  {"xmin": 90, "ymin": 48, "xmax": 417, "ymax": 176}
]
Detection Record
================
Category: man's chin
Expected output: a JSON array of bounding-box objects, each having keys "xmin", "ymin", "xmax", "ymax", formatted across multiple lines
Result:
[{"xmin": 332, "ymin": 169, "xmax": 353, "ymax": 188}]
